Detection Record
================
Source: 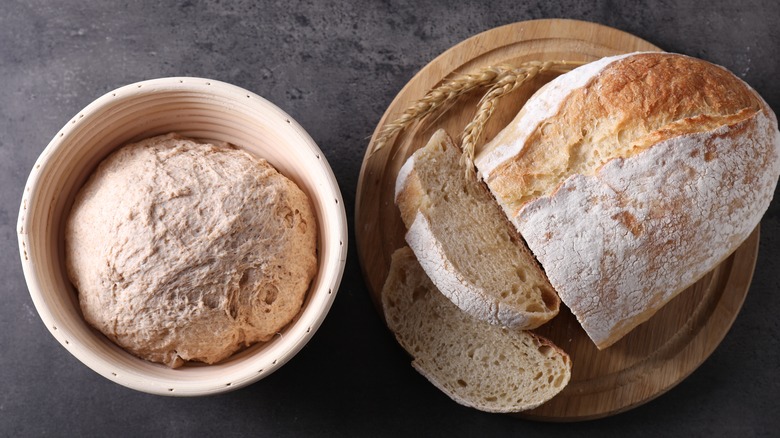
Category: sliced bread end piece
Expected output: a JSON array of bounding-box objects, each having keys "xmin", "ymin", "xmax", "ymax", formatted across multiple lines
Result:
[
  {"xmin": 395, "ymin": 129, "xmax": 559, "ymax": 330},
  {"xmin": 382, "ymin": 247, "xmax": 571, "ymax": 413}
]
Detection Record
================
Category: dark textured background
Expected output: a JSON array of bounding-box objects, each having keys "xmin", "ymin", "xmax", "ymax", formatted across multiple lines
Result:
[{"xmin": 2, "ymin": 0, "xmax": 778, "ymax": 436}]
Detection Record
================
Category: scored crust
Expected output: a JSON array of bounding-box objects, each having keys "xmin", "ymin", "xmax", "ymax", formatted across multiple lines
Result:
[
  {"xmin": 476, "ymin": 52, "xmax": 636, "ymax": 178},
  {"xmin": 474, "ymin": 52, "xmax": 780, "ymax": 348},
  {"xmin": 65, "ymin": 133, "xmax": 318, "ymax": 367}
]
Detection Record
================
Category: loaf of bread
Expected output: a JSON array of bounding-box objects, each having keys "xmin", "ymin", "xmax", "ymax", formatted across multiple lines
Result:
[
  {"xmin": 395, "ymin": 129, "xmax": 559, "ymax": 330},
  {"xmin": 382, "ymin": 246, "xmax": 571, "ymax": 413},
  {"xmin": 65, "ymin": 133, "xmax": 318, "ymax": 367},
  {"xmin": 475, "ymin": 52, "xmax": 780, "ymax": 349}
]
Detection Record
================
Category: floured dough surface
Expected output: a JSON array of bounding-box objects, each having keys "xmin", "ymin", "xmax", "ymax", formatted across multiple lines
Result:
[{"xmin": 65, "ymin": 133, "xmax": 318, "ymax": 367}]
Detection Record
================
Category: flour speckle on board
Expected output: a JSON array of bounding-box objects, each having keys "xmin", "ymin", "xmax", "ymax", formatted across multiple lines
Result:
[
  {"xmin": 22, "ymin": 302, "xmax": 37, "ymax": 324},
  {"xmin": 738, "ymin": 45, "xmax": 752, "ymax": 78}
]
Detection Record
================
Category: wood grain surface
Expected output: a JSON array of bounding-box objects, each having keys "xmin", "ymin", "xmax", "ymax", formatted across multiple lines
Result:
[{"xmin": 354, "ymin": 19, "xmax": 758, "ymax": 421}]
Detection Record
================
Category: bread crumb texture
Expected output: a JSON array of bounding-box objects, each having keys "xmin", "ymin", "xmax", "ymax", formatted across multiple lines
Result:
[
  {"xmin": 395, "ymin": 130, "xmax": 559, "ymax": 330},
  {"xmin": 382, "ymin": 247, "xmax": 571, "ymax": 413},
  {"xmin": 65, "ymin": 133, "xmax": 318, "ymax": 367}
]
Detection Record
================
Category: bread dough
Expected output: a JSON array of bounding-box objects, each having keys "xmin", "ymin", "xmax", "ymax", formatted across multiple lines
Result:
[{"xmin": 65, "ymin": 133, "xmax": 318, "ymax": 367}]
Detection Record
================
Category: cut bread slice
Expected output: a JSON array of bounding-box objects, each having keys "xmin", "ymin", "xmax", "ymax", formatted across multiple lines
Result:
[
  {"xmin": 382, "ymin": 247, "xmax": 571, "ymax": 413},
  {"xmin": 395, "ymin": 129, "xmax": 559, "ymax": 330}
]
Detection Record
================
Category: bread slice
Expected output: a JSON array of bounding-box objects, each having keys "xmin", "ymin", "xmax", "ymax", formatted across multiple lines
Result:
[
  {"xmin": 475, "ymin": 52, "xmax": 780, "ymax": 349},
  {"xmin": 382, "ymin": 247, "xmax": 571, "ymax": 413},
  {"xmin": 395, "ymin": 129, "xmax": 559, "ymax": 330}
]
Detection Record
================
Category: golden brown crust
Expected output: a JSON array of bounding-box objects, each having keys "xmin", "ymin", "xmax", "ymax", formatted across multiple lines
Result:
[
  {"xmin": 485, "ymin": 53, "xmax": 762, "ymax": 216},
  {"xmin": 475, "ymin": 52, "xmax": 780, "ymax": 349}
]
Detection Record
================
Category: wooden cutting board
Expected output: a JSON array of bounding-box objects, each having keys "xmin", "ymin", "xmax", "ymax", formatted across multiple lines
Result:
[{"xmin": 354, "ymin": 19, "xmax": 758, "ymax": 421}]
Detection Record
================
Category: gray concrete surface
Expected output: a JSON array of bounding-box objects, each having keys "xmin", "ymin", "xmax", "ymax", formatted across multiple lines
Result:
[{"xmin": 1, "ymin": 0, "xmax": 778, "ymax": 436}]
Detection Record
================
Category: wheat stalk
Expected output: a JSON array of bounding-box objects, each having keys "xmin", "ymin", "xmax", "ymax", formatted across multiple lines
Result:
[
  {"xmin": 369, "ymin": 60, "xmax": 584, "ymax": 175},
  {"xmin": 369, "ymin": 65, "xmax": 510, "ymax": 155},
  {"xmin": 459, "ymin": 60, "xmax": 583, "ymax": 173}
]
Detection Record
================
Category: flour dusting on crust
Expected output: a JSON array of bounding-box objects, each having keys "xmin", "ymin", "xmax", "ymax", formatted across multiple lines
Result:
[{"xmin": 515, "ymin": 110, "xmax": 780, "ymax": 348}]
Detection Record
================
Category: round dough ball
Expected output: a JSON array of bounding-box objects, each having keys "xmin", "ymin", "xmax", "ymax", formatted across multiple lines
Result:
[{"xmin": 65, "ymin": 133, "xmax": 318, "ymax": 367}]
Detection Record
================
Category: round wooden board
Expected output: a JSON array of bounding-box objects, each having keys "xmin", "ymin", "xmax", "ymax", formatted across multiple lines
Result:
[{"xmin": 355, "ymin": 19, "xmax": 759, "ymax": 421}]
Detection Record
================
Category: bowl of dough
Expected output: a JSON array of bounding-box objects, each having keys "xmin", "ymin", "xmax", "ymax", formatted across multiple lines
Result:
[{"xmin": 17, "ymin": 77, "xmax": 348, "ymax": 395}]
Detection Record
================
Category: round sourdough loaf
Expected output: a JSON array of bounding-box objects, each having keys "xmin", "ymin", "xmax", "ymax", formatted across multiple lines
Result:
[
  {"xmin": 475, "ymin": 52, "xmax": 780, "ymax": 349},
  {"xmin": 65, "ymin": 133, "xmax": 318, "ymax": 367}
]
